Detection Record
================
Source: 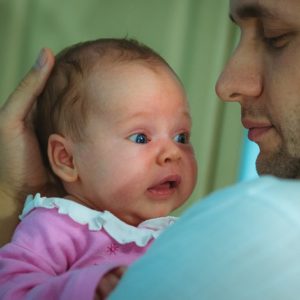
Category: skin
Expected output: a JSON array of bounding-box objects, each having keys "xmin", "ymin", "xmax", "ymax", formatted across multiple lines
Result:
[
  {"xmin": 94, "ymin": 266, "xmax": 126, "ymax": 300},
  {"xmin": 0, "ymin": 48, "xmax": 55, "ymax": 246},
  {"xmin": 48, "ymin": 62, "xmax": 197, "ymax": 298},
  {"xmin": 51, "ymin": 62, "xmax": 198, "ymax": 226},
  {"xmin": 0, "ymin": 55, "xmax": 197, "ymax": 298},
  {"xmin": 2, "ymin": 4, "xmax": 300, "ymax": 297},
  {"xmin": 216, "ymin": 0, "xmax": 300, "ymax": 178}
]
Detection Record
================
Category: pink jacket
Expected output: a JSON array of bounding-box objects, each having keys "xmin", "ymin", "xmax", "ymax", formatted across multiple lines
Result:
[{"xmin": 0, "ymin": 194, "xmax": 176, "ymax": 299}]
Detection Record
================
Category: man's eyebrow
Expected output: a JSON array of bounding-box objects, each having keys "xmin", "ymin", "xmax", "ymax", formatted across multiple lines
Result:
[{"xmin": 230, "ymin": 4, "xmax": 278, "ymax": 23}]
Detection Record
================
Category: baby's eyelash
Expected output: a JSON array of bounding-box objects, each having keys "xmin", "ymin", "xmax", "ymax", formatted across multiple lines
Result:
[
  {"xmin": 128, "ymin": 133, "xmax": 150, "ymax": 144},
  {"xmin": 174, "ymin": 132, "xmax": 190, "ymax": 144}
]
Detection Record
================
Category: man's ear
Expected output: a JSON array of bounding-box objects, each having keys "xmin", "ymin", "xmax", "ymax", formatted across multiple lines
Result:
[{"xmin": 48, "ymin": 134, "xmax": 78, "ymax": 182}]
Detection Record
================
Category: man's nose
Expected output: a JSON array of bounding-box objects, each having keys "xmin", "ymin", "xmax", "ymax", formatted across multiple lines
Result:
[
  {"xmin": 215, "ymin": 40, "xmax": 263, "ymax": 103},
  {"xmin": 156, "ymin": 140, "xmax": 181, "ymax": 165}
]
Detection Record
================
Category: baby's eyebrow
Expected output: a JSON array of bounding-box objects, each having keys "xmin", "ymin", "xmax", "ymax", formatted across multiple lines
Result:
[{"xmin": 184, "ymin": 111, "xmax": 192, "ymax": 122}]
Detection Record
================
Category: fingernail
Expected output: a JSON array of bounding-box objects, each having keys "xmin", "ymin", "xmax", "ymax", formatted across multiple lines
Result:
[{"xmin": 34, "ymin": 48, "xmax": 47, "ymax": 70}]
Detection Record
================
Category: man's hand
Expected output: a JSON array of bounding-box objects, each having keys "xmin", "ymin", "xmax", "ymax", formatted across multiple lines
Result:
[
  {"xmin": 94, "ymin": 266, "xmax": 127, "ymax": 300},
  {"xmin": 0, "ymin": 48, "xmax": 55, "ymax": 245}
]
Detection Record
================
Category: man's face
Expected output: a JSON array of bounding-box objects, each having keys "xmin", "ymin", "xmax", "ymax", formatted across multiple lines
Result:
[{"xmin": 216, "ymin": 0, "xmax": 300, "ymax": 178}]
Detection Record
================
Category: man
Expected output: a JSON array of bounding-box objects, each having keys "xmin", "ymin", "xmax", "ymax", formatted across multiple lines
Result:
[
  {"xmin": 110, "ymin": 1, "xmax": 300, "ymax": 298},
  {"xmin": 216, "ymin": 0, "xmax": 300, "ymax": 180},
  {"xmin": 1, "ymin": 0, "xmax": 300, "ymax": 299}
]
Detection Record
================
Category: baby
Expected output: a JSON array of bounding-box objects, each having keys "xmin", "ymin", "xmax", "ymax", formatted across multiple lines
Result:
[{"xmin": 0, "ymin": 38, "xmax": 197, "ymax": 299}]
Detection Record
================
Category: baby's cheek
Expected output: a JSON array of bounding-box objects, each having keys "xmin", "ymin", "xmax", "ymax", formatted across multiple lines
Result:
[{"xmin": 188, "ymin": 154, "xmax": 198, "ymax": 182}]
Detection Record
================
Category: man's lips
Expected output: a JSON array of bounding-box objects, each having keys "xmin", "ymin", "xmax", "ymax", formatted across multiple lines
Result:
[
  {"xmin": 147, "ymin": 175, "xmax": 182, "ymax": 197},
  {"xmin": 242, "ymin": 119, "xmax": 273, "ymax": 142}
]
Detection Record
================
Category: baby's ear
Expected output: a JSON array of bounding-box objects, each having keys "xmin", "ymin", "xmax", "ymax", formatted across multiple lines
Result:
[{"xmin": 47, "ymin": 134, "xmax": 78, "ymax": 182}]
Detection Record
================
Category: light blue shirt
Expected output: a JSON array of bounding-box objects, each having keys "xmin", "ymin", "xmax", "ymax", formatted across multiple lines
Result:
[{"xmin": 110, "ymin": 176, "xmax": 300, "ymax": 300}]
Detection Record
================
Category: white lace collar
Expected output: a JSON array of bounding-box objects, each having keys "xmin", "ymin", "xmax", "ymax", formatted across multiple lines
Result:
[{"xmin": 20, "ymin": 194, "xmax": 177, "ymax": 247}]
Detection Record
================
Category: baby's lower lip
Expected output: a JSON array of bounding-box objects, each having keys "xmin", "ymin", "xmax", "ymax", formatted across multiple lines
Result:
[{"xmin": 147, "ymin": 183, "xmax": 176, "ymax": 198}]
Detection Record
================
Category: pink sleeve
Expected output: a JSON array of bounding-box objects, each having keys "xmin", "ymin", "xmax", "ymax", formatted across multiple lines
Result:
[{"xmin": 0, "ymin": 209, "xmax": 122, "ymax": 299}]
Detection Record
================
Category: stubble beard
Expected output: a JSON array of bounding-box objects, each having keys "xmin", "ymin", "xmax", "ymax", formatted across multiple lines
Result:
[{"xmin": 256, "ymin": 138, "xmax": 300, "ymax": 179}]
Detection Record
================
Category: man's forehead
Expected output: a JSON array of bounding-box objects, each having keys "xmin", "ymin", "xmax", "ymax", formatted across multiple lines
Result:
[
  {"xmin": 229, "ymin": 0, "xmax": 298, "ymax": 22},
  {"xmin": 230, "ymin": 1, "xmax": 273, "ymax": 23}
]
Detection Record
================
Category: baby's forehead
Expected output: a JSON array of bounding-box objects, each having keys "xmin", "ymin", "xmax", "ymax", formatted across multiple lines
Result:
[
  {"xmin": 75, "ymin": 52, "xmax": 185, "ymax": 110},
  {"xmin": 89, "ymin": 56, "xmax": 170, "ymax": 75},
  {"xmin": 84, "ymin": 62, "xmax": 186, "ymax": 110},
  {"xmin": 84, "ymin": 59, "xmax": 180, "ymax": 94}
]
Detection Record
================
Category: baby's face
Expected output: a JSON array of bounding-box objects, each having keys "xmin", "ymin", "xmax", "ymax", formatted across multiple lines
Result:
[{"xmin": 71, "ymin": 62, "xmax": 198, "ymax": 225}]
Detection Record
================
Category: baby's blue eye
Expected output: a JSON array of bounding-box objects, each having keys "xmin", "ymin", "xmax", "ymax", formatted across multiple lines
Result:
[
  {"xmin": 174, "ymin": 133, "xmax": 189, "ymax": 144},
  {"xmin": 129, "ymin": 133, "xmax": 149, "ymax": 144}
]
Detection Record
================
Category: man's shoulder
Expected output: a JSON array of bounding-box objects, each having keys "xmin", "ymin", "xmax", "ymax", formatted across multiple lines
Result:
[
  {"xmin": 177, "ymin": 176, "xmax": 300, "ymax": 232},
  {"xmin": 198, "ymin": 176, "xmax": 299, "ymax": 208}
]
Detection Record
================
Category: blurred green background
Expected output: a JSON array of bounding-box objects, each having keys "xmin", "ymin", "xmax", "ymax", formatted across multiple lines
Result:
[{"xmin": 0, "ymin": 0, "xmax": 242, "ymax": 213}]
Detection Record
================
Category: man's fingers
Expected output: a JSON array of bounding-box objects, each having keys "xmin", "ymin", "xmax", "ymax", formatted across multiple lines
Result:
[
  {"xmin": 96, "ymin": 266, "xmax": 127, "ymax": 299},
  {"xmin": 113, "ymin": 266, "xmax": 127, "ymax": 278},
  {"xmin": 1, "ymin": 48, "xmax": 55, "ymax": 122},
  {"xmin": 99, "ymin": 272, "xmax": 120, "ymax": 297}
]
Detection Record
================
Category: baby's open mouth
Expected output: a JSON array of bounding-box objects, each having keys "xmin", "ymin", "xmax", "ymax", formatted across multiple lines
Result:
[{"xmin": 148, "ymin": 175, "xmax": 181, "ymax": 192}]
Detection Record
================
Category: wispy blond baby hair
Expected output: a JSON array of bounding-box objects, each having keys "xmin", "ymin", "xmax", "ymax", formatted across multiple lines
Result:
[{"xmin": 34, "ymin": 38, "xmax": 176, "ymax": 168}]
